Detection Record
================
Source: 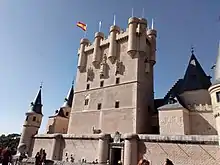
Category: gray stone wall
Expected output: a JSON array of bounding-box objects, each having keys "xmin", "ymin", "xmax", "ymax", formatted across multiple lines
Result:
[{"xmin": 139, "ymin": 135, "xmax": 220, "ymax": 165}]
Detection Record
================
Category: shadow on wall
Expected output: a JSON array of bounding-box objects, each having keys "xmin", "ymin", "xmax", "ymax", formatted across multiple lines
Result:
[
  {"xmin": 29, "ymin": 137, "xmax": 36, "ymax": 157},
  {"xmin": 58, "ymin": 136, "xmax": 66, "ymax": 161},
  {"xmin": 138, "ymin": 141, "xmax": 146, "ymax": 161},
  {"xmin": 190, "ymin": 113, "xmax": 217, "ymax": 135},
  {"xmin": 47, "ymin": 119, "xmax": 56, "ymax": 134}
]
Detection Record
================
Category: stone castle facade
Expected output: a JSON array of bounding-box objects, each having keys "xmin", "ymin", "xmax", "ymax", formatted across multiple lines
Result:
[{"xmin": 17, "ymin": 16, "xmax": 220, "ymax": 165}]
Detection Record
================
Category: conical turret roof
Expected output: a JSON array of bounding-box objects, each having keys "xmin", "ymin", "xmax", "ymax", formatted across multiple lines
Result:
[
  {"xmin": 49, "ymin": 108, "xmax": 66, "ymax": 118},
  {"xmin": 29, "ymin": 86, "xmax": 43, "ymax": 115},
  {"xmin": 180, "ymin": 50, "xmax": 211, "ymax": 93},
  {"xmin": 62, "ymin": 85, "xmax": 74, "ymax": 108}
]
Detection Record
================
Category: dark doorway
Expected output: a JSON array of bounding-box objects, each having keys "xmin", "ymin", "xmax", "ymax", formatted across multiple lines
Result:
[{"xmin": 111, "ymin": 148, "xmax": 122, "ymax": 165}]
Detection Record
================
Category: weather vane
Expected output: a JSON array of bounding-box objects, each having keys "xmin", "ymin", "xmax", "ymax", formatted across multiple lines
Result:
[
  {"xmin": 191, "ymin": 45, "xmax": 194, "ymax": 54},
  {"xmin": 40, "ymin": 82, "xmax": 43, "ymax": 89}
]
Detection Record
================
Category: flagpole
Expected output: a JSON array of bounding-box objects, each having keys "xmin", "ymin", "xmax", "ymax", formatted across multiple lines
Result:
[
  {"xmin": 113, "ymin": 14, "xmax": 116, "ymax": 25},
  {"xmin": 99, "ymin": 21, "xmax": 102, "ymax": 32},
  {"xmin": 132, "ymin": 8, "xmax": 134, "ymax": 17},
  {"xmin": 84, "ymin": 24, "xmax": 87, "ymax": 38},
  {"xmin": 151, "ymin": 19, "xmax": 154, "ymax": 29},
  {"xmin": 142, "ymin": 8, "xmax": 145, "ymax": 18}
]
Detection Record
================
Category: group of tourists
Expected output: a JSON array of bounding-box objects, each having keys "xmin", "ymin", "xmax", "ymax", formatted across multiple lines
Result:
[
  {"xmin": 0, "ymin": 147, "xmax": 12, "ymax": 165},
  {"xmin": 138, "ymin": 158, "xmax": 174, "ymax": 165},
  {"xmin": 34, "ymin": 148, "xmax": 47, "ymax": 165}
]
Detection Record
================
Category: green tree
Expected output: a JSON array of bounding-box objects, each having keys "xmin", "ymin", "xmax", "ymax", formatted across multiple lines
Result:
[{"xmin": 0, "ymin": 133, "xmax": 20, "ymax": 155}]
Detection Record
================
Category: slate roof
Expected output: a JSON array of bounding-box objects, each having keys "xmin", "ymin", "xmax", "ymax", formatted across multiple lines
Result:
[
  {"xmin": 49, "ymin": 108, "xmax": 67, "ymax": 118},
  {"xmin": 49, "ymin": 84, "xmax": 74, "ymax": 118},
  {"xmin": 29, "ymin": 87, "xmax": 43, "ymax": 115},
  {"xmin": 157, "ymin": 51, "xmax": 211, "ymax": 110},
  {"xmin": 180, "ymin": 53, "xmax": 211, "ymax": 93},
  {"xmin": 62, "ymin": 85, "xmax": 74, "ymax": 108}
]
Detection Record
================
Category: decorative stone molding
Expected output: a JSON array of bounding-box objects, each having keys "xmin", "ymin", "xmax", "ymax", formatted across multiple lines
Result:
[
  {"xmin": 160, "ymin": 116, "xmax": 184, "ymax": 127},
  {"xmin": 144, "ymin": 57, "xmax": 150, "ymax": 73},
  {"xmin": 113, "ymin": 131, "xmax": 121, "ymax": 143},
  {"xmin": 98, "ymin": 133, "xmax": 111, "ymax": 140},
  {"xmin": 100, "ymin": 54, "xmax": 107, "ymax": 78},
  {"xmin": 87, "ymin": 67, "xmax": 94, "ymax": 82},
  {"xmin": 189, "ymin": 104, "xmax": 213, "ymax": 112},
  {"xmin": 34, "ymin": 133, "xmax": 63, "ymax": 139},
  {"xmin": 92, "ymin": 126, "xmax": 102, "ymax": 134},
  {"xmin": 115, "ymin": 59, "xmax": 123, "ymax": 76},
  {"xmin": 124, "ymin": 133, "xmax": 139, "ymax": 140},
  {"xmin": 138, "ymin": 134, "xmax": 218, "ymax": 145}
]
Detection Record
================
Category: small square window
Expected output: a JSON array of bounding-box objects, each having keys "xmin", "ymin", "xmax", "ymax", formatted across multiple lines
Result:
[
  {"xmin": 33, "ymin": 116, "xmax": 36, "ymax": 121},
  {"xmin": 216, "ymin": 92, "xmax": 220, "ymax": 102},
  {"xmin": 97, "ymin": 103, "xmax": 102, "ymax": 110},
  {"xmin": 115, "ymin": 101, "xmax": 120, "ymax": 108},
  {"xmin": 66, "ymin": 112, "xmax": 69, "ymax": 116},
  {"xmin": 85, "ymin": 99, "xmax": 89, "ymax": 105},
  {"xmin": 116, "ymin": 78, "xmax": 120, "ymax": 84},
  {"xmin": 86, "ymin": 84, "xmax": 90, "ymax": 90},
  {"xmin": 100, "ymin": 81, "xmax": 104, "ymax": 87}
]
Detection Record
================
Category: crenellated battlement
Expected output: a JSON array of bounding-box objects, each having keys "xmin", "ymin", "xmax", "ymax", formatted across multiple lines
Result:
[
  {"xmin": 77, "ymin": 17, "xmax": 157, "ymax": 72},
  {"xmin": 77, "ymin": 28, "xmax": 129, "ymax": 54},
  {"xmin": 189, "ymin": 104, "xmax": 213, "ymax": 112},
  {"xmin": 77, "ymin": 25, "xmax": 156, "ymax": 54}
]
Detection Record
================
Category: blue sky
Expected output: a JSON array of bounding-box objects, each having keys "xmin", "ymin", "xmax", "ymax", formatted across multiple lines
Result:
[{"xmin": 0, "ymin": 0, "xmax": 219, "ymax": 134}]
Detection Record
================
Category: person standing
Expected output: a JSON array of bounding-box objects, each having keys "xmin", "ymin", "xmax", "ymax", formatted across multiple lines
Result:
[
  {"xmin": 1, "ymin": 147, "xmax": 12, "ymax": 165},
  {"xmin": 35, "ymin": 152, "xmax": 41, "ymax": 165},
  {"xmin": 164, "ymin": 158, "xmax": 174, "ymax": 165},
  {"xmin": 137, "ymin": 159, "xmax": 150, "ymax": 165},
  {"xmin": 40, "ymin": 150, "xmax": 46, "ymax": 165}
]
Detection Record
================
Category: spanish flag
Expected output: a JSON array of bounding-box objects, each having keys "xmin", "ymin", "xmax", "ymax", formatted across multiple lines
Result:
[{"xmin": 77, "ymin": 22, "xmax": 87, "ymax": 31}]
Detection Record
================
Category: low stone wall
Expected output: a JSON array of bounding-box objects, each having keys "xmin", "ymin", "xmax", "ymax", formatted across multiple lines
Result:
[
  {"xmin": 32, "ymin": 134, "xmax": 101, "ymax": 162},
  {"xmin": 18, "ymin": 158, "xmax": 106, "ymax": 165},
  {"xmin": 31, "ymin": 133, "xmax": 220, "ymax": 165},
  {"xmin": 138, "ymin": 135, "xmax": 220, "ymax": 165},
  {"xmin": 61, "ymin": 134, "xmax": 100, "ymax": 163}
]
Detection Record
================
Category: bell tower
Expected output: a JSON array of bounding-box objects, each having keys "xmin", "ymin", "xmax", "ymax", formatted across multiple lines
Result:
[{"xmin": 17, "ymin": 85, "xmax": 43, "ymax": 156}]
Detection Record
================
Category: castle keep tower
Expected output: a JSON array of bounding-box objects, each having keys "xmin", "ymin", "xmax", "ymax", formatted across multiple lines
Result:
[
  {"xmin": 209, "ymin": 42, "xmax": 220, "ymax": 144},
  {"xmin": 68, "ymin": 17, "xmax": 157, "ymax": 134},
  {"xmin": 18, "ymin": 86, "xmax": 43, "ymax": 156}
]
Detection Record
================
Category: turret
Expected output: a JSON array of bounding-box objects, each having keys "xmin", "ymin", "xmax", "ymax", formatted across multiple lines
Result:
[
  {"xmin": 17, "ymin": 85, "xmax": 43, "ymax": 156},
  {"xmin": 147, "ymin": 19, "xmax": 157, "ymax": 65},
  {"xmin": 127, "ymin": 17, "xmax": 139, "ymax": 57},
  {"xmin": 209, "ymin": 42, "xmax": 220, "ymax": 145},
  {"xmin": 138, "ymin": 18, "xmax": 148, "ymax": 53},
  {"xmin": 92, "ymin": 32, "xmax": 104, "ymax": 67},
  {"xmin": 108, "ymin": 25, "xmax": 120, "ymax": 62},
  {"xmin": 61, "ymin": 84, "xmax": 74, "ymax": 118},
  {"xmin": 78, "ymin": 38, "xmax": 90, "ymax": 72}
]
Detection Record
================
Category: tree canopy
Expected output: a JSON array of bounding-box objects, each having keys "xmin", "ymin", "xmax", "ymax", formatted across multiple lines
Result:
[{"xmin": 0, "ymin": 133, "xmax": 20, "ymax": 155}]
